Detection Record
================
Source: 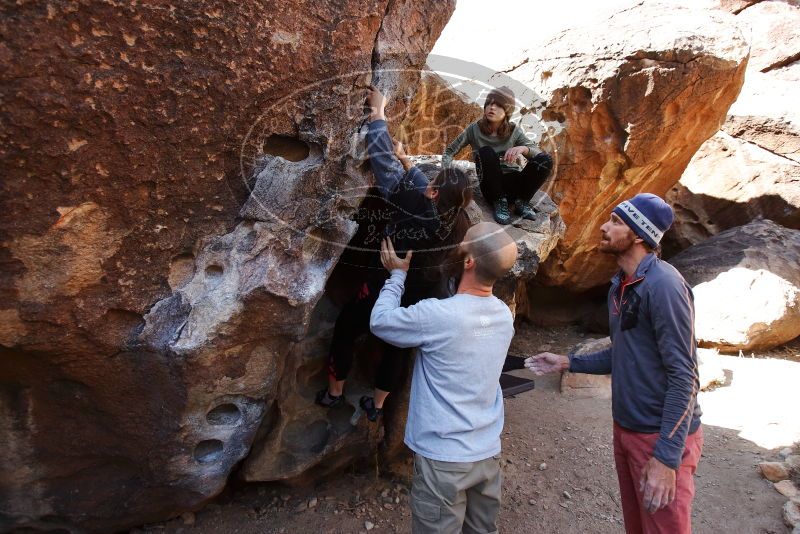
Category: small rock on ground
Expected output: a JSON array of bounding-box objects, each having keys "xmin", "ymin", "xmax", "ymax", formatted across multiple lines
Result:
[
  {"xmin": 775, "ymin": 480, "xmax": 799, "ymax": 499},
  {"xmin": 759, "ymin": 461, "xmax": 790, "ymax": 482}
]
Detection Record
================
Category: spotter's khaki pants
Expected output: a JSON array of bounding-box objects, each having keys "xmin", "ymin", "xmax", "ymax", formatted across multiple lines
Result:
[{"xmin": 411, "ymin": 453, "xmax": 502, "ymax": 534}]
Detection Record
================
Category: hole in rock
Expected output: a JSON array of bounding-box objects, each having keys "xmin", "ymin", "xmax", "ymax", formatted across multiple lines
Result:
[
  {"xmin": 99, "ymin": 309, "xmax": 146, "ymax": 347},
  {"xmin": 282, "ymin": 419, "xmax": 330, "ymax": 455},
  {"xmin": 206, "ymin": 403, "xmax": 242, "ymax": 425},
  {"xmin": 262, "ymin": 135, "xmax": 310, "ymax": 162},
  {"xmin": 205, "ymin": 265, "xmax": 224, "ymax": 288},
  {"xmin": 168, "ymin": 253, "xmax": 195, "ymax": 290},
  {"xmin": 194, "ymin": 440, "xmax": 224, "ymax": 463}
]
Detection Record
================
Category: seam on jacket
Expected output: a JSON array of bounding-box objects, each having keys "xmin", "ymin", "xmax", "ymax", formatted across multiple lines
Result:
[{"xmin": 667, "ymin": 283, "xmax": 698, "ymax": 440}]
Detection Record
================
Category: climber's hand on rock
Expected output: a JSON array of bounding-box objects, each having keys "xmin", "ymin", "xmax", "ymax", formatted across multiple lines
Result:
[{"xmin": 367, "ymin": 85, "xmax": 387, "ymax": 122}]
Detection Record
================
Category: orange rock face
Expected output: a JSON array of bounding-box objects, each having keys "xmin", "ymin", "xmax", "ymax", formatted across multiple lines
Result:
[
  {"xmin": 503, "ymin": 5, "xmax": 750, "ymax": 291},
  {"xmin": 399, "ymin": 71, "xmax": 482, "ymax": 158}
]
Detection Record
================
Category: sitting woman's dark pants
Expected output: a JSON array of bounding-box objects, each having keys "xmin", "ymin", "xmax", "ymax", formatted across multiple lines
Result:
[{"xmin": 475, "ymin": 146, "xmax": 553, "ymax": 205}]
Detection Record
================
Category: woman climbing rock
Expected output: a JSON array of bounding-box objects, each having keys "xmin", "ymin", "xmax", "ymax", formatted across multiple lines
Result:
[{"xmin": 316, "ymin": 85, "xmax": 472, "ymax": 422}]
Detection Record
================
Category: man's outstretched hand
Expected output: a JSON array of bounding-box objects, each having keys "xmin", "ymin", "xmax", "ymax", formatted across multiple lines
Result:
[
  {"xmin": 380, "ymin": 237, "xmax": 412, "ymax": 272},
  {"xmin": 367, "ymin": 85, "xmax": 387, "ymax": 122},
  {"xmin": 524, "ymin": 352, "xmax": 570, "ymax": 375}
]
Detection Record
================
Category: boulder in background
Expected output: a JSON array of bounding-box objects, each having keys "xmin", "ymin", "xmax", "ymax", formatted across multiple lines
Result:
[{"xmin": 671, "ymin": 220, "xmax": 800, "ymax": 352}]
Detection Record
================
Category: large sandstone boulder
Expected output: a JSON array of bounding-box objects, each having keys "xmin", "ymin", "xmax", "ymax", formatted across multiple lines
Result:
[
  {"xmin": 0, "ymin": 0, "xmax": 454, "ymax": 531},
  {"xmin": 506, "ymin": 4, "xmax": 750, "ymax": 291},
  {"xmin": 665, "ymin": 0, "xmax": 800, "ymax": 255},
  {"xmin": 732, "ymin": 0, "xmax": 800, "ymax": 74},
  {"xmin": 405, "ymin": 2, "xmax": 751, "ymax": 292},
  {"xmin": 671, "ymin": 220, "xmax": 800, "ymax": 352},
  {"xmin": 664, "ymin": 131, "xmax": 800, "ymax": 255}
]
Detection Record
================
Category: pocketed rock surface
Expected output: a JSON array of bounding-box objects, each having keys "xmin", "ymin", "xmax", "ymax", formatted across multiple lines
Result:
[{"xmin": 0, "ymin": 1, "xmax": 454, "ymax": 530}]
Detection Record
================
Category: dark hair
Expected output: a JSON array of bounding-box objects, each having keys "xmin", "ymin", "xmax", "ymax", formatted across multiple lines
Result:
[
  {"xmin": 642, "ymin": 241, "xmax": 663, "ymax": 258},
  {"xmin": 477, "ymin": 106, "xmax": 514, "ymax": 139},
  {"xmin": 432, "ymin": 167, "xmax": 472, "ymax": 230},
  {"xmin": 418, "ymin": 167, "xmax": 472, "ymax": 287},
  {"xmin": 477, "ymin": 87, "xmax": 516, "ymax": 139}
]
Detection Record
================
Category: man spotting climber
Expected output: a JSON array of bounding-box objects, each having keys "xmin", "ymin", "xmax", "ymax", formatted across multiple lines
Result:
[
  {"xmin": 525, "ymin": 194, "xmax": 703, "ymax": 534},
  {"xmin": 370, "ymin": 222, "xmax": 517, "ymax": 534}
]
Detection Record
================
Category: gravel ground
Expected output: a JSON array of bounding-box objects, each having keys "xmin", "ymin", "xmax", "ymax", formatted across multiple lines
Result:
[{"xmin": 138, "ymin": 324, "xmax": 799, "ymax": 534}]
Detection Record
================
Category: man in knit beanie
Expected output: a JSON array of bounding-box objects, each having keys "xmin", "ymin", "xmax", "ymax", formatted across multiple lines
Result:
[{"xmin": 525, "ymin": 193, "xmax": 703, "ymax": 534}]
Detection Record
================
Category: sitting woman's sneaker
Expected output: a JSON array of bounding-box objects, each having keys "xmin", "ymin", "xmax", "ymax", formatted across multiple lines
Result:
[
  {"xmin": 315, "ymin": 388, "xmax": 343, "ymax": 408},
  {"xmin": 513, "ymin": 199, "xmax": 537, "ymax": 220},
  {"xmin": 493, "ymin": 197, "xmax": 511, "ymax": 225},
  {"xmin": 359, "ymin": 395, "xmax": 383, "ymax": 422}
]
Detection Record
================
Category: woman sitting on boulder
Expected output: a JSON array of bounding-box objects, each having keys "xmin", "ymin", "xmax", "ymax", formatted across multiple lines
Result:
[
  {"xmin": 442, "ymin": 85, "xmax": 553, "ymax": 225},
  {"xmin": 316, "ymin": 86, "xmax": 472, "ymax": 422}
]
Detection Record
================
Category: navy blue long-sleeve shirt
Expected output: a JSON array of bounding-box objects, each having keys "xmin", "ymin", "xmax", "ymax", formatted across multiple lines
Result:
[
  {"xmin": 364, "ymin": 119, "xmax": 445, "ymax": 298},
  {"xmin": 366, "ymin": 120, "xmax": 429, "ymax": 197},
  {"xmin": 570, "ymin": 253, "xmax": 702, "ymax": 469}
]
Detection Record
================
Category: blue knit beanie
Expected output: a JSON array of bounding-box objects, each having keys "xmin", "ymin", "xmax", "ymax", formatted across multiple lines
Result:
[{"xmin": 612, "ymin": 193, "xmax": 674, "ymax": 248}]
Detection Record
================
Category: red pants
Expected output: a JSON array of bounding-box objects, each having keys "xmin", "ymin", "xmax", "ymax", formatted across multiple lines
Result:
[{"xmin": 613, "ymin": 423, "xmax": 704, "ymax": 534}]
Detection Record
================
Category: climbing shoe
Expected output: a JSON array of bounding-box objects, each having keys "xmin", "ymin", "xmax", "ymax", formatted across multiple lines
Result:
[
  {"xmin": 315, "ymin": 388, "xmax": 343, "ymax": 408},
  {"xmin": 513, "ymin": 199, "xmax": 537, "ymax": 221},
  {"xmin": 493, "ymin": 197, "xmax": 511, "ymax": 225},
  {"xmin": 359, "ymin": 395, "xmax": 383, "ymax": 422}
]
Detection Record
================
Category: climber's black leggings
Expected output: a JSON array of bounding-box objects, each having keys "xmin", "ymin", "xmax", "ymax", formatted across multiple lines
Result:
[{"xmin": 327, "ymin": 281, "xmax": 429, "ymax": 393}]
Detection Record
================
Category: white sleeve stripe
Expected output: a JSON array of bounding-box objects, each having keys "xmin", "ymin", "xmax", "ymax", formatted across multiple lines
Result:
[{"xmin": 617, "ymin": 201, "xmax": 663, "ymax": 243}]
